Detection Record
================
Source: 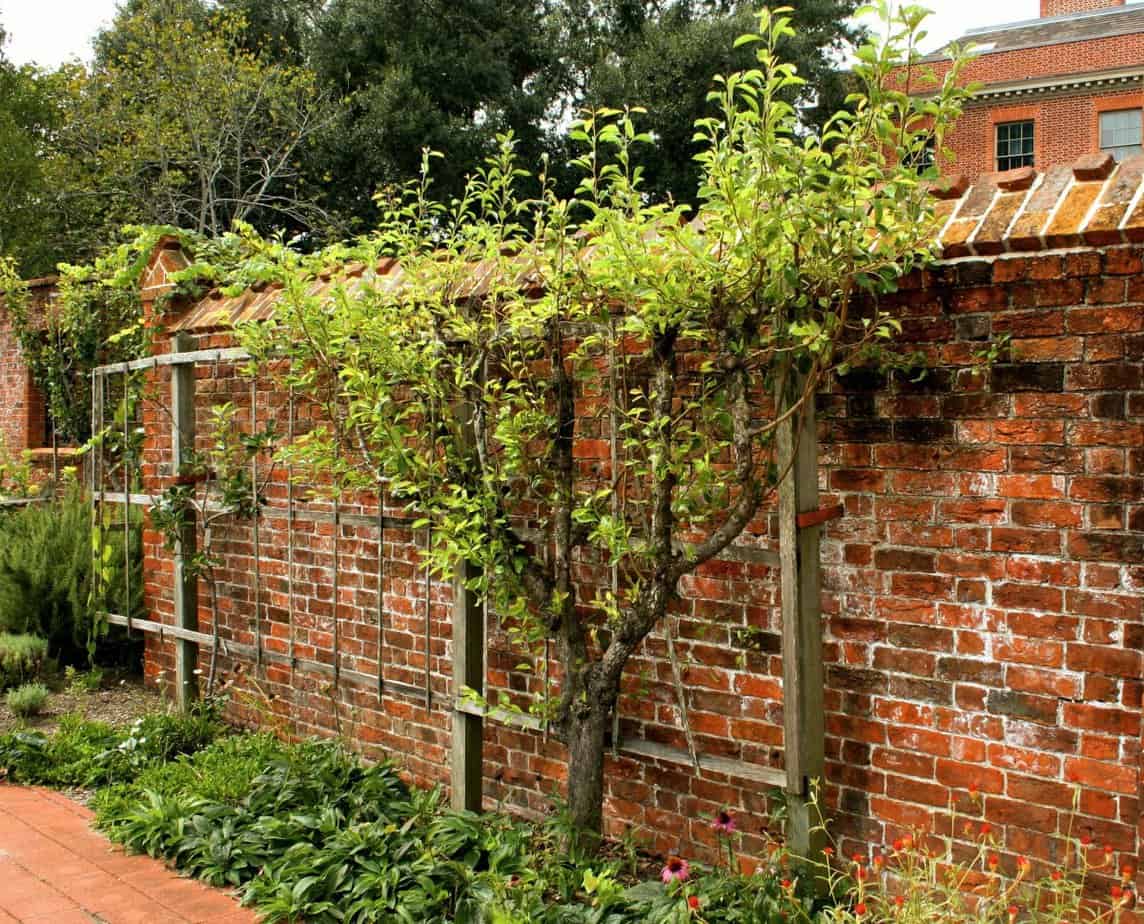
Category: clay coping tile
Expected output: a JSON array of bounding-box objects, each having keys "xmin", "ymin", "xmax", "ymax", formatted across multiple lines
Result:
[{"xmin": 161, "ymin": 161, "xmax": 1144, "ymax": 329}]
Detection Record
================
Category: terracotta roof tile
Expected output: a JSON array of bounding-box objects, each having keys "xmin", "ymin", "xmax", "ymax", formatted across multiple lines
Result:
[{"xmin": 168, "ymin": 158, "xmax": 1144, "ymax": 333}]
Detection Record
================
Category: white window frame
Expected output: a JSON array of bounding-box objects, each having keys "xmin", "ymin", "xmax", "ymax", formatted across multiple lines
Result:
[{"xmin": 1099, "ymin": 108, "xmax": 1143, "ymax": 162}]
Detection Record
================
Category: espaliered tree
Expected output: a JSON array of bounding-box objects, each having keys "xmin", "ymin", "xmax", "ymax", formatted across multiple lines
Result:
[{"xmin": 240, "ymin": 5, "xmax": 971, "ymax": 842}]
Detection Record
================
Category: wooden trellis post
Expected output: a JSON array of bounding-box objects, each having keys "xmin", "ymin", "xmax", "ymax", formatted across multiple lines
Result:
[
  {"xmin": 451, "ymin": 560, "xmax": 483, "ymax": 812},
  {"xmin": 777, "ymin": 383, "xmax": 827, "ymax": 860},
  {"xmin": 171, "ymin": 332, "xmax": 199, "ymax": 710},
  {"xmin": 450, "ymin": 380, "xmax": 484, "ymax": 812}
]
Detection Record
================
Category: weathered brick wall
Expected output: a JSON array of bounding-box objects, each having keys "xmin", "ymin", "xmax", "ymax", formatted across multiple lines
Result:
[
  {"xmin": 818, "ymin": 250, "xmax": 1142, "ymax": 886},
  {"xmin": 0, "ymin": 304, "xmax": 30, "ymax": 454},
  {"xmin": 132, "ymin": 161, "xmax": 1143, "ymax": 900},
  {"xmin": 0, "ymin": 279, "xmax": 56, "ymax": 457}
]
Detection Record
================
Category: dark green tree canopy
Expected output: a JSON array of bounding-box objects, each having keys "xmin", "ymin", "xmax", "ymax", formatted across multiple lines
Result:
[{"xmin": 1, "ymin": 1, "xmax": 865, "ymax": 272}]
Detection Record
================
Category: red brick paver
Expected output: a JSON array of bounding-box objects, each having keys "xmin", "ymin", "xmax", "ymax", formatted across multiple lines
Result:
[{"xmin": 0, "ymin": 786, "xmax": 258, "ymax": 923}]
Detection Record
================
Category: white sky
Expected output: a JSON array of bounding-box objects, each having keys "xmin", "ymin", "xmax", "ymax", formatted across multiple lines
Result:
[{"xmin": 0, "ymin": 0, "xmax": 1114, "ymax": 70}]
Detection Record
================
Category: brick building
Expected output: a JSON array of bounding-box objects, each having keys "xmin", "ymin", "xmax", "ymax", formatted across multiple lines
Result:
[
  {"xmin": 920, "ymin": 0, "xmax": 1144, "ymax": 177},
  {"xmin": 125, "ymin": 152, "xmax": 1143, "ymax": 904}
]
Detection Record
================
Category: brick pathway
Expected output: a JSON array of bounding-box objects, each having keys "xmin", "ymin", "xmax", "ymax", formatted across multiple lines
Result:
[{"xmin": 0, "ymin": 786, "xmax": 258, "ymax": 923}]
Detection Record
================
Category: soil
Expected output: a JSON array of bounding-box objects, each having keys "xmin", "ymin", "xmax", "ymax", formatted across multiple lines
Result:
[{"xmin": 0, "ymin": 671, "xmax": 162, "ymax": 737}]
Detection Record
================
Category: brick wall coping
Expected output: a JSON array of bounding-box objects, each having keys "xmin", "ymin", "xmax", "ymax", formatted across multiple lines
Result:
[
  {"xmin": 0, "ymin": 276, "xmax": 58, "ymax": 298},
  {"xmin": 166, "ymin": 154, "xmax": 1144, "ymax": 334}
]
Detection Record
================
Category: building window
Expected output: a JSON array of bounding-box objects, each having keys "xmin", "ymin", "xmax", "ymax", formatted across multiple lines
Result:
[
  {"xmin": 996, "ymin": 120, "xmax": 1035, "ymax": 171},
  {"xmin": 1099, "ymin": 109, "xmax": 1142, "ymax": 162},
  {"xmin": 906, "ymin": 137, "xmax": 936, "ymax": 175}
]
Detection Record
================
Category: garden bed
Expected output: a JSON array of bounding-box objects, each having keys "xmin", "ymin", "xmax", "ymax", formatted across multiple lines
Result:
[
  {"xmin": 0, "ymin": 705, "xmax": 1130, "ymax": 923},
  {"xmin": 0, "ymin": 670, "xmax": 158, "ymax": 737}
]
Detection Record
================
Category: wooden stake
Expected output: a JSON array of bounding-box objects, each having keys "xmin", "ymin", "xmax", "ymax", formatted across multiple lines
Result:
[
  {"xmin": 776, "ymin": 380, "xmax": 826, "ymax": 861},
  {"xmin": 171, "ymin": 332, "xmax": 199, "ymax": 710},
  {"xmin": 451, "ymin": 558, "xmax": 483, "ymax": 812}
]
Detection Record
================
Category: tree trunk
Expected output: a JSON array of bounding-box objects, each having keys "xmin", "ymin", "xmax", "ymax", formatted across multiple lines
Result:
[{"xmin": 565, "ymin": 703, "xmax": 610, "ymax": 845}]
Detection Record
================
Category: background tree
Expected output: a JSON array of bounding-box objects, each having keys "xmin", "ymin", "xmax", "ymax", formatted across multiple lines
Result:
[
  {"xmin": 64, "ymin": 0, "xmax": 335, "ymax": 239},
  {"xmin": 301, "ymin": 0, "xmax": 563, "ymax": 231},
  {"xmin": 242, "ymin": 6, "xmax": 971, "ymax": 841},
  {"xmin": 578, "ymin": 0, "xmax": 863, "ymax": 204},
  {"xmin": 0, "ymin": 28, "xmax": 77, "ymax": 277}
]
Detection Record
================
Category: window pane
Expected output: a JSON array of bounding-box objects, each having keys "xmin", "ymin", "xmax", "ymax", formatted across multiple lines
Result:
[
  {"xmin": 996, "ymin": 120, "xmax": 1034, "ymax": 171},
  {"xmin": 1100, "ymin": 109, "xmax": 1142, "ymax": 161}
]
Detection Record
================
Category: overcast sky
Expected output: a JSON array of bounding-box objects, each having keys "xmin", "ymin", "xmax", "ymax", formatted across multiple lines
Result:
[{"xmin": 0, "ymin": 0, "xmax": 1104, "ymax": 70}]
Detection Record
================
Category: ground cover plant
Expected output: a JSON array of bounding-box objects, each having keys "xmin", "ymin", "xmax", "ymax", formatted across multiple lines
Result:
[
  {"xmin": 0, "ymin": 701, "xmax": 221, "ymax": 787},
  {"xmin": 1, "ymin": 711, "xmax": 1133, "ymax": 922}
]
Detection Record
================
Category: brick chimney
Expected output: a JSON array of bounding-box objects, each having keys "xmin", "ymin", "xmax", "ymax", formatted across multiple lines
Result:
[{"xmin": 1041, "ymin": 0, "xmax": 1125, "ymax": 16}]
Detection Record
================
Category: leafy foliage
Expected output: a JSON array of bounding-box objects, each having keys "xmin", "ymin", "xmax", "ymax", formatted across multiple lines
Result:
[
  {"xmin": 1, "ymin": 0, "xmax": 871, "ymax": 271},
  {"xmin": 576, "ymin": 0, "xmax": 863, "ymax": 205},
  {"xmin": 148, "ymin": 399, "xmax": 279, "ymax": 693},
  {"xmin": 90, "ymin": 729, "xmax": 821, "ymax": 923},
  {"xmin": 0, "ymin": 32, "xmax": 72, "ymax": 277},
  {"xmin": 0, "ymin": 436, "xmax": 38, "ymax": 498},
  {"xmin": 0, "ymin": 486, "xmax": 142, "ymax": 662},
  {"xmin": 0, "ymin": 702, "xmax": 222, "ymax": 787},
  {"xmin": 0, "ymin": 232, "xmax": 159, "ymax": 445},
  {"xmin": 0, "ymin": 633, "xmax": 48, "ymax": 690},
  {"xmin": 240, "ymin": 5, "xmax": 971, "ymax": 837},
  {"xmin": 65, "ymin": 0, "xmax": 334, "ymax": 239}
]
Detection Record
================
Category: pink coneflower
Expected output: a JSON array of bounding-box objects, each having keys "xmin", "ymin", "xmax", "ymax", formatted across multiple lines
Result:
[
  {"xmin": 662, "ymin": 856, "xmax": 690, "ymax": 884},
  {"xmin": 712, "ymin": 810, "xmax": 736, "ymax": 834}
]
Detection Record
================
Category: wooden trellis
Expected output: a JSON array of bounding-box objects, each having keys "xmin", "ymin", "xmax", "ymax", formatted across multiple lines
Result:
[{"xmin": 90, "ymin": 335, "xmax": 829, "ymax": 855}]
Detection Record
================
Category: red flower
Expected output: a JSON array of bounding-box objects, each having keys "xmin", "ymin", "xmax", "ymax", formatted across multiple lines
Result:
[{"xmin": 688, "ymin": 895, "xmax": 700, "ymax": 910}]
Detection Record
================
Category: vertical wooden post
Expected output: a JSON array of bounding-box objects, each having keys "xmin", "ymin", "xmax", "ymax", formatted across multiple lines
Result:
[
  {"xmin": 777, "ymin": 383, "xmax": 826, "ymax": 860},
  {"xmin": 451, "ymin": 559, "xmax": 483, "ymax": 812},
  {"xmin": 450, "ymin": 376, "xmax": 483, "ymax": 812},
  {"xmin": 171, "ymin": 332, "xmax": 199, "ymax": 710}
]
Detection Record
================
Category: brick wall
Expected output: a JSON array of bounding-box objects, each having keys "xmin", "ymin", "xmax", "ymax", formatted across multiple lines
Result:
[
  {"xmin": 0, "ymin": 279, "xmax": 56, "ymax": 456},
  {"xmin": 133, "ymin": 160, "xmax": 1144, "ymax": 901}
]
